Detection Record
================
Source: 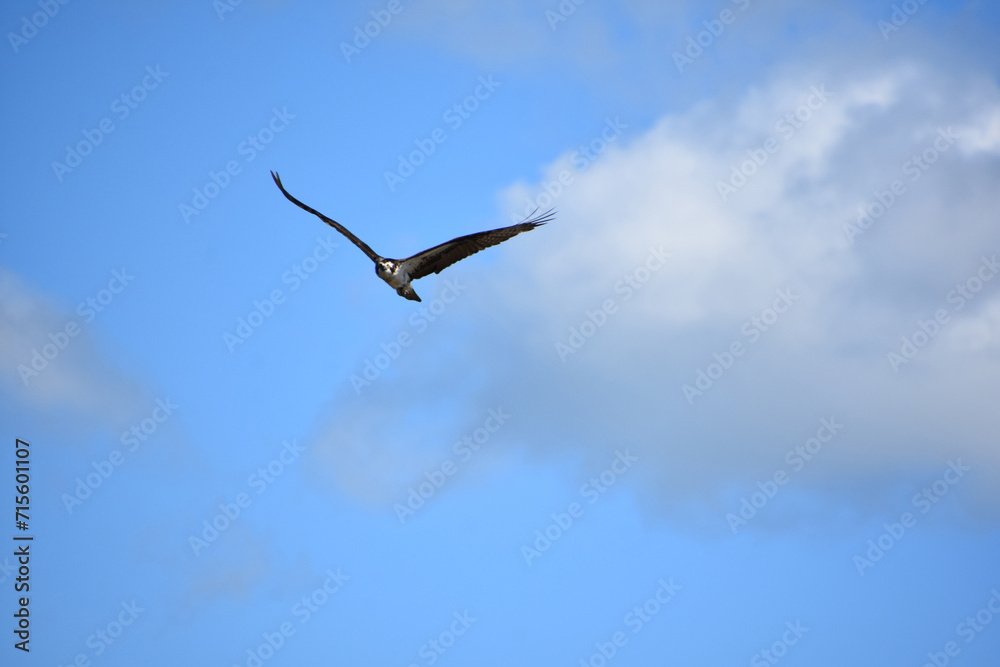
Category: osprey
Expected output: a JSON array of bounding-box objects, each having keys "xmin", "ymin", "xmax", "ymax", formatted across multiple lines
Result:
[{"xmin": 270, "ymin": 172, "xmax": 553, "ymax": 302}]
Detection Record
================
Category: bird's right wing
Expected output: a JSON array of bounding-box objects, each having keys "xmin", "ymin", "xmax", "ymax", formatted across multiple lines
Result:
[{"xmin": 270, "ymin": 172, "xmax": 381, "ymax": 263}]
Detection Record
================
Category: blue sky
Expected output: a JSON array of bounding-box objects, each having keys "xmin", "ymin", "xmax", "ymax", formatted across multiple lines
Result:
[{"xmin": 2, "ymin": 0, "xmax": 1000, "ymax": 665}]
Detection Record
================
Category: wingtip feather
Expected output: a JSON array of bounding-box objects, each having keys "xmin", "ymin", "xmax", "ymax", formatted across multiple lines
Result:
[{"xmin": 521, "ymin": 207, "xmax": 556, "ymax": 227}]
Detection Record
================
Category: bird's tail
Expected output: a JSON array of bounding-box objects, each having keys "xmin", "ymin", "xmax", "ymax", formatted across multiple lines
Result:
[{"xmin": 397, "ymin": 285, "xmax": 421, "ymax": 302}]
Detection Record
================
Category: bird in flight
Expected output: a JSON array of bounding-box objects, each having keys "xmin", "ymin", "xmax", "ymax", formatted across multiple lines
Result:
[{"xmin": 270, "ymin": 172, "xmax": 554, "ymax": 302}]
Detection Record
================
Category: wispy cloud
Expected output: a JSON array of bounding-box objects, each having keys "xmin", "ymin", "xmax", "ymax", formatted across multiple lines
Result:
[{"xmin": 0, "ymin": 270, "xmax": 147, "ymax": 433}]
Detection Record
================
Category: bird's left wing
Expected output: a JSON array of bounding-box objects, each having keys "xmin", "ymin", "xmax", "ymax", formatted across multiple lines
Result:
[
  {"xmin": 400, "ymin": 208, "xmax": 555, "ymax": 281},
  {"xmin": 270, "ymin": 171, "xmax": 381, "ymax": 263}
]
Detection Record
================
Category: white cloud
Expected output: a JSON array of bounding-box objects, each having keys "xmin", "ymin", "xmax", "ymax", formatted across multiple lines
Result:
[
  {"xmin": 958, "ymin": 106, "xmax": 1000, "ymax": 155},
  {"xmin": 309, "ymin": 58, "xmax": 1000, "ymax": 526},
  {"xmin": 944, "ymin": 296, "xmax": 1000, "ymax": 352}
]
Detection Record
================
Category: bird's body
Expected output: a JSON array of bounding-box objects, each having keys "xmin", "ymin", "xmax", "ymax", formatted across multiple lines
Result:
[
  {"xmin": 271, "ymin": 172, "xmax": 553, "ymax": 301},
  {"xmin": 374, "ymin": 259, "xmax": 418, "ymax": 300}
]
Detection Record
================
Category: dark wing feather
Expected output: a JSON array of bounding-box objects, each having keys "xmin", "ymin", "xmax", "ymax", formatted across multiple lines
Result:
[
  {"xmin": 270, "ymin": 171, "xmax": 381, "ymax": 263},
  {"xmin": 400, "ymin": 208, "xmax": 554, "ymax": 281}
]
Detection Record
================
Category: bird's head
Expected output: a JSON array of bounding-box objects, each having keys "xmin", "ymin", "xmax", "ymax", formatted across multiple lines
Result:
[{"xmin": 376, "ymin": 260, "xmax": 395, "ymax": 276}]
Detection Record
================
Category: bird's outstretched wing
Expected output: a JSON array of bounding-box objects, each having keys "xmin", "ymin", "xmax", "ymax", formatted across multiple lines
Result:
[
  {"xmin": 400, "ymin": 208, "xmax": 555, "ymax": 281},
  {"xmin": 270, "ymin": 171, "xmax": 381, "ymax": 263}
]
